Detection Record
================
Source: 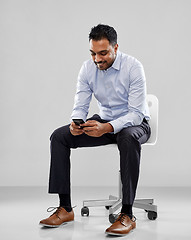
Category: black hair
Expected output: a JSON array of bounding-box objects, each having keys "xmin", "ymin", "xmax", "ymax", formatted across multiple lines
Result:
[{"xmin": 89, "ymin": 24, "xmax": 117, "ymax": 46}]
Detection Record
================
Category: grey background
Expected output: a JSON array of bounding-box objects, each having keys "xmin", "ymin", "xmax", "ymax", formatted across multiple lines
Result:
[{"xmin": 1, "ymin": 0, "xmax": 191, "ymax": 187}]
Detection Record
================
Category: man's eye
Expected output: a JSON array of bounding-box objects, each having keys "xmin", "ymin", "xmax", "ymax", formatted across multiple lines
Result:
[
  {"xmin": 100, "ymin": 52, "xmax": 108, "ymax": 56},
  {"xmin": 91, "ymin": 52, "xmax": 96, "ymax": 56}
]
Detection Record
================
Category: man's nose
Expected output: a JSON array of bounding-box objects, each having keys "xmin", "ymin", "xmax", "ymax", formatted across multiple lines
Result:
[{"xmin": 95, "ymin": 54, "xmax": 102, "ymax": 63}]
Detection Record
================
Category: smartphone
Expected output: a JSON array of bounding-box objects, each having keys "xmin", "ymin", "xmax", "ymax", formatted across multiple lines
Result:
[{"xmin": 72, "ymin": 119, "xmax": 85, "ymax": 128}]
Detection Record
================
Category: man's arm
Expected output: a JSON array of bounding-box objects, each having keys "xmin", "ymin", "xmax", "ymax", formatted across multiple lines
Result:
[
  {"xmin": 70, "ymin": 63, "xmax": 92, "ymax": 122},
  {"xmin": 109, "ymin": 60, "xmax": 147, "ymax": 134}
]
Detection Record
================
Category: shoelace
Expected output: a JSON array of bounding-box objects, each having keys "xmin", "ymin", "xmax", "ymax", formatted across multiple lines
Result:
[
  {"xmin": 115, "ymin": 213, "xmax": 136, "ymax": 226},
  {"xmin": 47, "ymin": 205, "xmax": 77, "ymax": 219},
  {"xmin": 47, "ymin": 206, "xmax": 63, "ymax": 219}
]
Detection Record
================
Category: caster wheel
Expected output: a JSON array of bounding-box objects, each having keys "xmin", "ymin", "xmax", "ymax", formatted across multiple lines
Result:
[
  {"xmin": 148, "ymin": 211, "xmax": 157, "ymax": 220},
  {"xmin": 81, "ymin": 207, "xmax": 89, "ymax": 216},
  {"xmin": 105, "ymin": 206, "xmax": 111, "ymax": 210},
  {"xmin": 109, "ymin": 214, "xmax": 117, "ymax": 223}
]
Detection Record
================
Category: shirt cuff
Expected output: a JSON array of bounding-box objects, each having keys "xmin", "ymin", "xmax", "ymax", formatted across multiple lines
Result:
[{"xmin": 108, "ymin": 119, "xmax": 131, "ymax": 134}]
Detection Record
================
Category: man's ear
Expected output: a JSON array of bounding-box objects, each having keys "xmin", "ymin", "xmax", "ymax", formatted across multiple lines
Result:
[{"xmin": 114, "ymin": 44, "xmax": 119, "ymax": 53}]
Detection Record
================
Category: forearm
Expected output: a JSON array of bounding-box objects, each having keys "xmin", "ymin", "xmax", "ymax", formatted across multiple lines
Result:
[{"xmin": 71, "ymin": 68, "xmax": 92, "ymax": 122}]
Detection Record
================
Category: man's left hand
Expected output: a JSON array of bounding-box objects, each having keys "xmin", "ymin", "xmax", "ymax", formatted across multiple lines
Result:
[{"xmin": 81, "ymin": 120, "xmax": 113, "ymax": 137}]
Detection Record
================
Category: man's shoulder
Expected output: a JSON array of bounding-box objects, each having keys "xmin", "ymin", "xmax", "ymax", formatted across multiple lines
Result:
[
  {"xmin": 79, "ymin": 59, "xmax": 96, "ymax": 77},
  {"xmin": 120, "ymin": 51, "xmax": 142, "ymax": 67},
  {"xmin": 82, "ymin": 59, "xmax": 95, "ymax": 69}
]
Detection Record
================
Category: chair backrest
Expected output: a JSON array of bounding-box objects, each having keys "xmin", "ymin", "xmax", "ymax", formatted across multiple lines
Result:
[
  {"xmin": 145, "ymin": 94, "xmax": 159, "ymax": 145},
  {"xmin": 105, "ymin": 94, "xmax": 158, "ymax": 148}
]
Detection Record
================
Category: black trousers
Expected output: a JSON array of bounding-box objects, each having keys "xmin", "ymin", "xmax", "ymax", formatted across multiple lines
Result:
[{"xmin": 48, "ymin": 114, "xmax": 151, "ymax": 205}]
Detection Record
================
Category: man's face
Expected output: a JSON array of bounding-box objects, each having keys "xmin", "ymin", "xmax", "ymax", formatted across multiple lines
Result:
[{"xmin": 89, "ymin": 38, "xmax": 118, "ymax": 70}]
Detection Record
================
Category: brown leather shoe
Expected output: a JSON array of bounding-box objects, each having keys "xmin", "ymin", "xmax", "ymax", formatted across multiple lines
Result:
[
  {"xmin": 39, "ymin": 207, "xmax": 74, "ymax": 227},
  {"xmin": 105, "ymin": 213, "xmax": 136, "ymax": 236}
]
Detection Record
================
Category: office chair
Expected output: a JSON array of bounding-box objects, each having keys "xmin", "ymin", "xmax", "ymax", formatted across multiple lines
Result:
[{"xmin": 81, "ymin": 94, "xmax": 158, "ymax": 223}]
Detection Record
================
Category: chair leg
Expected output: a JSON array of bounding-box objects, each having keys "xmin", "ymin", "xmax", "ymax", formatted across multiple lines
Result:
[
  {"xmin": 82, "ymin": 171, "xmax": 122, "ymax": 213},
  {"xmin": 82, "ymin": 198, "xmax": 118, "ymax": 208},
  {"xmin": 108, "ymin": 199, "xmax": 122, "ymax": 214},
  {"xmin": 133, "ymin": 199, "xmax": 157, "ymax": 212}
]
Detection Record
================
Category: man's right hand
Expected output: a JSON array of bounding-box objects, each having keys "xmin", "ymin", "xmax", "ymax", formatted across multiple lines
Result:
[{"xmin": 69, "ymin": 122, "xmax": 84, "ymax": 136}]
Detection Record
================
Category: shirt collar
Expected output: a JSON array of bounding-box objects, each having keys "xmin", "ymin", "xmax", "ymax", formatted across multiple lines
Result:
[{"xmin": 111, "ymin": 50, "xmax": 121, "ymax": 71}]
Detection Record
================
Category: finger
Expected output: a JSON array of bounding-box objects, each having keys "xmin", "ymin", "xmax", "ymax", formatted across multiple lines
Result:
[
  {"xmin": 70, "ymin": 129, "xmax": 84, "ymax": 136},
  {"xmin": 70, "ymin": 125, "xmax": 82, "ymax": 133},
  {"xmin": 83, "ymin": 126, "xmax": 96, "ymax": 131},
  {"xmin": 71, "ymin": 122, "xmax": 81, "ymax": 129},
  {"xmin": 86, "ymin": 120, "xmax": 97, "ymax": 123},
  {"xmin": 81, "ymin": 121, "xmax": 97, "ymax": 127},
  {"xmin": 84, "ymin": 131, "xmax": 95, "ymax": 137},
  {"xmin": 74, "ymin": 128, "xmax": 84, "ymax": 133},
  {"xmin": 71, "ymin": 122, "xmax": 76, "ymax": 127}
]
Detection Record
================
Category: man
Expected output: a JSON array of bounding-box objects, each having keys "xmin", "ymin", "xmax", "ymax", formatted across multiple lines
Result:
[{"xmin": 39, "ymin": 24, "xmax": 151, "ymax": 236}]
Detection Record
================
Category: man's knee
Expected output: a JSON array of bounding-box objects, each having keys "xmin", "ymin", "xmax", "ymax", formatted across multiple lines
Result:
[
  {"xmin": 117, "ymin": 127, "xmax": 141, "ymax": 147},
  {"xmin": 50, "ymin": 125, "xmax": 70, "ymax": 142}
]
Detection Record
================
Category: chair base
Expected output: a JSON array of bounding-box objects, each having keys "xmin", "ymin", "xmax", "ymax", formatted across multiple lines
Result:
[
  {"xmin": 81, "ymin": 171, "xmax": 158, "ymax": 222},
  {"xmin": 81, "ymin": 195, "xmax": 158, "ymax": 222}
]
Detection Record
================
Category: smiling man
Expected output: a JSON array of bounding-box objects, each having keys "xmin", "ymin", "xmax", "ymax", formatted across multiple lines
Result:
[
  {"xmin": 39, "ymin": 24, "xmax": 151, "ymax": 236},
  {"xmin": 90, "ymin": 38, "xmax": 118, "ymax": 70}
]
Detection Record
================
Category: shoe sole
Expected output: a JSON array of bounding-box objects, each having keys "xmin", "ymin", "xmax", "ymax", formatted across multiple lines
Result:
[
  {"xmin": 39, "ymin": 220, "xmax": 74, "ymax": 228},
  {"xmin": 105, "ymin": 227, "xmax": 135, "ymax": 236}
]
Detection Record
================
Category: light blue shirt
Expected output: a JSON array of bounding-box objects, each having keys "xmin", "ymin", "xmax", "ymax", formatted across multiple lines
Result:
[{"xmin": 71, "ymin": 51, "xmax": 150, "ymax": 134}]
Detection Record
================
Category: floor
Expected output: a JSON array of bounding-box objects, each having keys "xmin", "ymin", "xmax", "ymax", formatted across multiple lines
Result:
[{"xmin": 0, "ymin": 186, "xmax": 191, "ymax": 240}]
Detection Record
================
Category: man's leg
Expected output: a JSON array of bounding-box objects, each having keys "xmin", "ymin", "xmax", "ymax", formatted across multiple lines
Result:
[
  {"xmin": 117, "ymin": 118, "xmax": 151, "ymax": 213},
  {"xmin": 40, "ymin": 115, "xmax": 115, "ymax": 227},
  {"xmin": 49, "ymin": 114, "xmax": 115, "ymax": 196},
  {"xmin": 105, "ymin": 119, "xmax": 151, "ymax": 235}
]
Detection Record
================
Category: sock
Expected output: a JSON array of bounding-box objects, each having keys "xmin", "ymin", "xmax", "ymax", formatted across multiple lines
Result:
[
  {"xmin": 121, "ymin": 204, "xmax": 133, "ymax": 217},
  {"xmin": 59, "ymin": 194, "xmax": 72, "ymax": 212}
]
